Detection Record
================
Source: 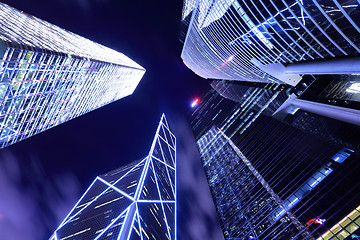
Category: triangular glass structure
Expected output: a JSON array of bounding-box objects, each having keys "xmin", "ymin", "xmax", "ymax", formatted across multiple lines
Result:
[
  {"xmin": 100, "ymin": 159, "xmax": 145, "ymax": 184},
  {"xmin": 163, "ymin": 203, "xmax": 176, "ymax": 239},
  {"xmin": 93, "ymin": 208, "xmax": 128, "ymax": 240},
  {"xmin": 152, "ymin": 158, "xmax": 174, "ymax": 201},
  {"xmin": 60, "ymin": 178, "xmax": 110, "ymax": 223},
  {"xmin": 139, "ymin": 159, "xmax": 161, "ymax": 200},
  {"xmin": 167, "ymin": 167, "xmax": 176, "ymax": 196},
  {"xmin": 56, "ymin": 199, "xmax": 131, "ymax": 240},
  {"xmin": 128, "ymin": 211, "xmax": 142, "ymax": 240},
  {"xmin": 138, "ymin": 203, "xmax": 171, "ymax": 240},
  {"xmin": 102, "ymin": 159, "xmax": 146, "ymax": 198},
  {"xmin": 51, "ymin": 114, "xmax": 176, "ymax": 240}
]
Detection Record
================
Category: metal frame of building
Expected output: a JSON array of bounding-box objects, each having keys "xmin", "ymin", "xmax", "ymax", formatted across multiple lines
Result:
[{"xmin": 50, "ymin": 115, "xmax": 176, "ymax": 240}]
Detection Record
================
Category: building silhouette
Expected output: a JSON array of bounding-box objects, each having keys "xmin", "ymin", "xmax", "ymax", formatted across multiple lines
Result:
[
  {"xmin": 181, "ymin": 0, "xmax": 360, "ymax": 86},
  {"xmin": 207, "ymin": 80, "xmax": 360, "ymax": 150},
  {"xmin": 190, "ymin": 88, "xmax": 360, "ymax": 240},
  {"xmin": 50, "ymin": 114, "xmax": 176, "ymax": 240},
  {"xmin": 181, "ymin": 0, "xmax": 360, "ymax": 127},
  {"xmin": 183, "ymin": 1, "xmax": 360, "ymax": 238},
  {"xmin": 191, "ymin": 86, "xmax": 291, "ymax": 142},
  {"xmin": 0, "ymin": 3, "xmax": 145, "ymax": 148},
  {"xmin": 211, "ymin": 80, "xmax": 291, "ymax": 116}
]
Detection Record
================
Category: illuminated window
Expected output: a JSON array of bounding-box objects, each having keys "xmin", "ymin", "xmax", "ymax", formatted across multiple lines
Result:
[{"xmin": 0, "ymin": 3, "xmax": 145, "ymax": 149}]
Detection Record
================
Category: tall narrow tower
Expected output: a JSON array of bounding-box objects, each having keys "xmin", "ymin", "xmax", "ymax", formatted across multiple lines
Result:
[
  {"xmin": 50, "ymin": 115, "xmax": 176, "ymax": 240},
  {"xmin": 0, "ymin": 3, "xmax": 145, "ymax": 148}
]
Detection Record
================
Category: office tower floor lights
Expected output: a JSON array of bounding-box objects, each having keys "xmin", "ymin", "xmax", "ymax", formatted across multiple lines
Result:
[
  {"xmin": 0, "ymin": 3, "xmax": 145, "ymax": 148},
  {"xmin": 50, "ymin": 115, "xmax": 176, "ymax": 240},
  {"xmin": 190, "ymin": 88, "xmax": 360, "ymax": 240},
  {"xmin": 181, "ymin": 0, "xmax": 360, "ymax": 86}
]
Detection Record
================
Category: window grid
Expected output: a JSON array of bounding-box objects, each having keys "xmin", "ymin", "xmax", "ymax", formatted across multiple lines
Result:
[
  {"xmin": 0, "ymin": 3, "xmax": 145, "ymax": 148},
  {"xmin": 182, "ymin": 0, "xmax": 360, "ymax": 84}
]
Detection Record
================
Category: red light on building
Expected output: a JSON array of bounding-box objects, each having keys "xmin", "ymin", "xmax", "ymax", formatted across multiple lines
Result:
[{"xmin": 191, "ymin": 98, "xmax": 200, "ymax": 108}]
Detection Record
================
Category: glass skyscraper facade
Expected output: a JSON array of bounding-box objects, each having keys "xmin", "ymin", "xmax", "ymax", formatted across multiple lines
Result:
[
  {"xmin": 211, "ymin": 80, "xmax": 291, "ymax": 116},
  {"xmin": 191, "ymin": 86, "xmax": 290, "ymax": 141},
  {"xmin": 191, "ymin": 88, "xmax": 360, "ymax": 240},
  {"xmin": 51, "ymin": 115, "xmax": 176, "ymax": 240},
  {"xmin": 208, "ymin": 78, "xmax": 360, "ymax": 150},
  {"xmin": 181, "ymin": 0, "xmax": 360, "ymax": 85},
  {"xmin": 298, "ymin": 74, "xmax": 360, "ymax": 110},
  {"xmin": 0, "ymin": 3, "xmax": 145, "ymax": 148}
]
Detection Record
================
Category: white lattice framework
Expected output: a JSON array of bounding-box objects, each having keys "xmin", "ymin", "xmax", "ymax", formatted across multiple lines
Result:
[{"xmin": 50, "ymin": 114, "xmax": 176, "ymax": 240}]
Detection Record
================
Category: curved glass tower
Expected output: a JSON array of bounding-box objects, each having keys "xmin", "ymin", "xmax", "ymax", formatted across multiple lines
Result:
[
  {"xmin": 181, "ymin": 0, "xmax": 360, "ymax": 86},
  {"xmin": 0, "ymin": 3, "xmax": 145, "ymax": 148}
]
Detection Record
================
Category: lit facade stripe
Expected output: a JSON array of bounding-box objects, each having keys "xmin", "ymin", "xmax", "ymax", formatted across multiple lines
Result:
[
  {"xmin": 271, "ymin": 148, "xmax": 354, "ymax": 222},
  {"xmin": 0, "ymin": 3, "xmax": 145, "ymax": 148},
  {"xmin": 181, "ymin": 0, "xmax": 360, "ymax": 85},
  {"xmin": 50, "ymin": 115, "xmax": 176, "ymax": 240}
]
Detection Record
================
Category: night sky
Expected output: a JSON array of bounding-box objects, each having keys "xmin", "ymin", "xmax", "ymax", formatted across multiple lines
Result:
[{"xmin": 0, "ymin": 0, "xmax": 224, "ymax": 239}]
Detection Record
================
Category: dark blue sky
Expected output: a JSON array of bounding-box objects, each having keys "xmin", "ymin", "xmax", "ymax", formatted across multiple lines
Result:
[{"xmin": 0, "ymin": 0, "xmax": 224, "ymax": 239}]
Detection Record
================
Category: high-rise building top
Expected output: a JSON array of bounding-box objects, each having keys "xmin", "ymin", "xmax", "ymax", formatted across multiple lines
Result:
[
  {"xmin": 0, "ymin": 3, "xmax": 145, "ymax": 148},
  {"xmin": 181, "ymin": 0, "xmax": 360, "ymax": 86},
  {"xmin": 0, "ymin": 3, "xmax": 143, "ymax": 69},
  {"xmin": 51, "ymin": 114, "xmax": 176, "ymax": 240},
  {"xmin": 191, "ymin": 92, "xmax": 360, "ymax": 239}
]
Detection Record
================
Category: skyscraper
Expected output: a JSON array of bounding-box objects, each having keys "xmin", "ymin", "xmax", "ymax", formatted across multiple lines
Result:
[
  {"xmin": 191, "ymin": 86, "xmax": 290, "ymax": 142},
  {"xmin": 273, "ymin": 73, "xmax": 360, "ymax": 126},
  {"xmin": 181, "ymin": 0, "xmax": 360, "ymax": 127},
  {"xmin": 0, "ymin": 3, "xmax": 145, "ymax": 148},
  {"xmin": 181, "ymin": 0, "xmax": 360, "ymax": 86},
  {"xmin": 207, "ymin": 80, "xmax": 360, "ymax": 149},
  {"xmin": 211, "ymin": 80, "xmax": 291, "ymax": 116},
  {"xmin": 191, "ymin": 89, "xmax": 360, "ymax": 240},
  {"xmin": 50, "ymin": 114, "xmax": 176, "ymax": 240}
]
